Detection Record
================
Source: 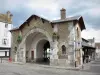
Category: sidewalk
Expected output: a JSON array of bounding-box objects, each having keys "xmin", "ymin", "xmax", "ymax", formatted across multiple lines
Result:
[
  {"xmin": 13, "ymin": 62, "xmax": 82, "ymax": 71},
  {"xmin": 81, "ymin": 60, "xmax": 95, "ymax": 71},
  {"xmin": 30, "ymin": 64, "xmax": 81, "ymax": 71},
  {"xmin": 0, "ymin": 58, "xmax": 9, "ymax": 63},
  {"xmin": 1, "ymin": 59, "xmax": 94, "ymax": 71}
]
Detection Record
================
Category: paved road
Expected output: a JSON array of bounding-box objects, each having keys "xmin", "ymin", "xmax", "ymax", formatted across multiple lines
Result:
[
  {"xmin": 81, "ymin": 58, "xmax": 100, "ymax": 75},
  {"xmin": 0, "ymin": 59, "xmax": 100, "ymax": 75}
]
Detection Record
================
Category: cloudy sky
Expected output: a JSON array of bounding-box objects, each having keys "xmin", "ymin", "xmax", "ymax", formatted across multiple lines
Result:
[{"xmin": 0, "ymin": 0, "xmax": 100, "ymax": 42}]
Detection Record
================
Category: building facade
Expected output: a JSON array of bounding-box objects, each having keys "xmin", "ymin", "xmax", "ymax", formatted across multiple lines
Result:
[
  {"xmin": 82, "ymin": 38, "xmax": 96, "ymax": 63},
  {"xmin": 10, "ymin": 8, "xmax": 86, "ymax": 67},
  {"xmin": 95, "ymin": 43, "xmax": 100, "ymax": 58},
  {"xmin": 0, "ymin": 11, "xmax": 12, "ymax": 57}
]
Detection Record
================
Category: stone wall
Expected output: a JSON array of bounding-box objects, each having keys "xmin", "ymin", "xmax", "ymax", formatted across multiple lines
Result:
[
  {"xmin": 21, "ymin": 17, "xmax": 53, "ymax": 38},
  {"xmin": 11, "ymin": 31, "xmax": 19, "ymax": 61},
  {"xmin": 11, "ymin": 16, "xmax": 82, "ymax": 67},
  {"xmin": 11, "ymin": 17, "xmax": 53, "ymax": 62},
  {"xmin": 75, "ymin": 22, "xmax": 83, "ymax": 66},
  {"xmin": 53, "ymin": 21, "xmax": 76, "ymax": 67}
]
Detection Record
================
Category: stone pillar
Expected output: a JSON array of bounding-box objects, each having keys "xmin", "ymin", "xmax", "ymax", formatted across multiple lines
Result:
[
  {"xmin": 68, "ymin": 47, "xmax": 75, "ymax": 67},
  {"xmin": 34, "ymin": 48, "xmax": 37, "ymax": 62},
  {"xmin": 80, "ymin": 48, "xmax": 83, "ymax": 66},
  {"xmin": 50, "ymin": 41, "xmax": 59, "ymax": 66},
  {"xmin": 16, "ymin": 40, "xmax": 26, "ymax": 63},
  {"xmin": 15, "ymin": 53, "xmax": 17, "ymax": 62},
  {"xmin": 22, "ymin": 43, "xmax": 26, "ymax": 63},
  {"xmin": 93, "ymin": 49, "xmax": 96, "ymax": 60}
]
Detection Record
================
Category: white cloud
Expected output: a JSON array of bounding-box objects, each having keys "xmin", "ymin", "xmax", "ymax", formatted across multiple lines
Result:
[
  {"xmin": 3, "ymin": 0, "xmax": 24, "ymax": 10},
  {"xmin": 27, "ymin": 0, "xmax": 58, "ymax": 9},
  {"xmin": 82, "ymin": 27, "xmax": 100, "ymax": 42},
  {"xmin": 88, "ymin": 7, "xmax": 100, "ymax": 17},
  {"xmin": 1, "ymin": 0, "xmax": 100, "ymax": 39},
  {"xmin": 26, "ymin": 0, "xmax": 59, "ymax": 15}
]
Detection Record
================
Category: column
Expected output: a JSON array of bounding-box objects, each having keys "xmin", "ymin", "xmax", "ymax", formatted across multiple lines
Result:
[
  {"xmin": 15, "ymin": 53, "xmax": 17, "ymax": 62},
  {"xmin": 68, "ymin": 47, "xmax": 75, "ymax": 67},
  {"xmin": 22, "ymin": 42, "xmax": 26, "ymax": 63},
  {"xmin": 34, "ymin": 48, "xmax": 37, "ymax": 62},
  {"xmin": 80, "ymin": 48, "xmax": 83, "ymax": 66},
  {"xmin": 50, "ymin": 41, "xmax": 58, "ymax": 65}
]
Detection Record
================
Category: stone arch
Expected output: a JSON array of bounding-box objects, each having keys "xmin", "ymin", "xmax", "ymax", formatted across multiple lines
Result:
[
  {"xmin": 35, "ymin": 39, "xmax": 50, "ymax": 64},
  {"xmin": 18, "ymin": 28, "xmax": 52, "ymax": 63},
  {"xmin": 24, "ymin": 27, "xmax": 52, "ymax": 42},
  {"xmin": 20, "ymin": 28, "xmax": 52, "ymax": 49}
]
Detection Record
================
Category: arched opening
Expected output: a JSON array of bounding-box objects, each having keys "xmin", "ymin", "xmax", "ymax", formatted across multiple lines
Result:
[
  {"xmin": 62, "ymin": 45, "xmax": 66, "ymax": 54},
  {"xmin": 25, "ymin": 31, "xmax": 51, "ymax": 65},
  {"xmin": 36, "ymin": 40, "xmax": 50, "ymax": 64}
]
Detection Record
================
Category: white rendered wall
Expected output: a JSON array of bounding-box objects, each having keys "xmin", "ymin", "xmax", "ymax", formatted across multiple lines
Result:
[
  {"xmin": 96, "ymin": 48, "xmax": 100, "ymax": 58},
  {"xmin": 0, "ymin": 22, "xmax": 12, "ymax": 48}
]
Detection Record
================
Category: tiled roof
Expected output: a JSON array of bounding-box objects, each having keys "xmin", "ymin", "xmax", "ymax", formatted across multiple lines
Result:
[
  {"xmin": 88, "ymin": 39, "xmax": 94, "ymax": 43},
  {"xmin": 82, "ymin": 38, "xmax": 96, "ymax": 49},
  {"xmin": 52, "ymin": 15, "xmax": 86, "ymax": 31},
  {"xmin": 10, "ymin": 15, "xmax": 86, "ymax": 31},
  {"xmin": 10, "ymin": 14, "xmax": 51, "ymax": 31},
  {"xmin": 82, "ymin": 38, "xmax": 89, "ymax": 42},
  {"xmin": 52, "ymin": 15, "xmax": 81, "ymax": 23},
  {"xmin": 0, "ymin": 13, "xmax": 12, "ymax": 23},
  {"xmin": 10, "ymin": 27, "xmax": 19, "ymax": 31}
]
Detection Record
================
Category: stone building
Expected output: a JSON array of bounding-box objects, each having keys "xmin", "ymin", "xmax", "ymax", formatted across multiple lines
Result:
[
  {"xmin": 82, "ymin": 38, "xmax": 96, "ymax": 63},
  {"xmin": 0, "ymin": 11, "xmax": 12, "ymax": 57},
  {"xmin": 95, "ymin": 43, "xmax": 100, "ymax": 58},
  {"xmin": 10, "ymin": 8, "xmax": 86, "ymax": 67}
]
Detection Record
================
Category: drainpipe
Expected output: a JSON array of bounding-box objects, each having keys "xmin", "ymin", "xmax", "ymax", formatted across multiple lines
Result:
[{"xmin": 74, "ymin": 27, "xmax": 77, "ymax": 67}]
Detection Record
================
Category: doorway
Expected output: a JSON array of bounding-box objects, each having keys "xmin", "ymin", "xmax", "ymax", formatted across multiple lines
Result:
[{"xmin": 36, "ymin": 40, "xmax": 50, "ymax": 65}]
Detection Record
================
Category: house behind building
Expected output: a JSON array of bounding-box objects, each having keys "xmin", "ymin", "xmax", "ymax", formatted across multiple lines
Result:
[
  {"xmin": 82, "ymin": 38, "xmax": 96, "ymax": 63},
  {"xmin": 0, "ymin": 11, "xmax": 13, "ymax": 58},
  {"xmin": 95, "ymin": 43, "xmax": 100, "ymax": 58}
]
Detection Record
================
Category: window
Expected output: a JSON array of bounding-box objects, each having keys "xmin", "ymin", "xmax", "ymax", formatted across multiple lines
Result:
[
  {"xmin": 2, "ymin": 39, "xmax": 7, "ymax": 45},
  {"xmin": 62, "ymin": 45, "xmax": 66, "ymax": 54},
  {"xmin": 5, "ymin": 23, "xmax": 8, "ymax": 28}
]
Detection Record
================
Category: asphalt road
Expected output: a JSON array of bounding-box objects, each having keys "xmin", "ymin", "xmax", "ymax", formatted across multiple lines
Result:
[
  {"xmin": 0, "ymin": 59, "xmax": 100, "ymax": 75},
  {"xmin": 81, "ymin": 58, "xmax": 100, "ymax": 75}
]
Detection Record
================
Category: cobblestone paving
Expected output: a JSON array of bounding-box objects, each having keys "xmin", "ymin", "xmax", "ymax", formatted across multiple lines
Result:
[{"xmin": 0, "ymin": 59, "xmax": 100, "ymax": 75}]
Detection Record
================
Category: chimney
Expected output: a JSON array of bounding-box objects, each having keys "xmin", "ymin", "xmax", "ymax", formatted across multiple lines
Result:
[
  {"xmin": 60, "ymin": 8, "xmax": 66, "ymax": 19},
  {"xmin": 7, "ymin": 11, "xmax": 13, "ymax": 22},
  {"xmin": 7, "ymin": 11, "xmax": 11, "ymax": 18}
]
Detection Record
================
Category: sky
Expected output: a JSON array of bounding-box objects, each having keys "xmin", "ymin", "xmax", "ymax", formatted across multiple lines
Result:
[{"xmin": 0, "ymin": 0, "xmax": 100, "ymax": 42}]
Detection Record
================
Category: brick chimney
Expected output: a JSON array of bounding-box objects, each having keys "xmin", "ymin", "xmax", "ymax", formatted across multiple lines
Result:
[
  {"xmin": 60, "ymin": 8, "xmax": 66, "ymax": 19},
  {"xmin": 7, "ymin": 11, "xmax": 13, "ymax": 22},
  {"xmin": 7, "ymin": 11, "xmax": 11, "ymax": 18}
]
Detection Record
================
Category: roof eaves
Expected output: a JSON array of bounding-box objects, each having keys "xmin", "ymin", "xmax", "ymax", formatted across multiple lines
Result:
[
  {"xmin": 78, "ymin": 16, "xmax": 86, "ymax": 31},
  {"xmin": 10, "ymin": 27, "xmax": 19, "ymax": 31},
  {"xmin": 51, "ymin": 15, "xmax": 81, "ymax": 23}
]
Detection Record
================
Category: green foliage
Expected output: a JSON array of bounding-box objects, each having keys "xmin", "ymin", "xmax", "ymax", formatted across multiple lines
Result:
[{"xmin": 17, "ymin": 35, "xmax": 22, "ymax": 43}]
